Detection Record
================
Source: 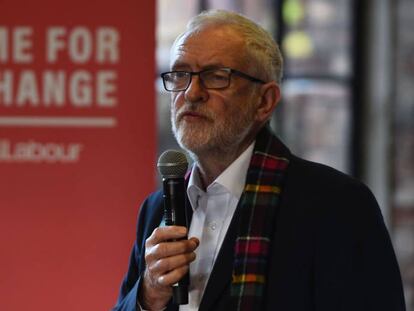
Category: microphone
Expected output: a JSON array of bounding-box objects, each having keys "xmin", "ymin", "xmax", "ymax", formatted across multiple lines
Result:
[{"xmin": 157, "ymin": 150, "xmax": 189, "ymax": 305}]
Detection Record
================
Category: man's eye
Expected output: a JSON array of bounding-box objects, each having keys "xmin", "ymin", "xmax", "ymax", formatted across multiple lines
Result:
[
  {"xmin": 205, "ymin": 71, "xmax": 228, "ymax": 81},
  {"xmin": 171, "ymin": 72, "xmax": 188, "ymax": 80},
  {"xmin": 175, "ymin": 72, "xmax": 188, "ymax": 79},
  {"xmin": 213, "ymin": 74, "xmax": 228, "ymax": 81}
]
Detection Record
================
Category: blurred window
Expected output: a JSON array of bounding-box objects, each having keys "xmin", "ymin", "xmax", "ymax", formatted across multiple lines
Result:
[
  {"xmin": 393, "ymin": 0, "xmax": 414, "ymax": 308},
  {"xmin": 279, "ymin": 0, "xmax": 353, "ymax": 173},
  {"xmin": 394, "ymin": 0, "xmax": 414, "ymax": 212},
  {"xmin": 282, "ymin": 79, "xmax": 350, "ymax": 172}
]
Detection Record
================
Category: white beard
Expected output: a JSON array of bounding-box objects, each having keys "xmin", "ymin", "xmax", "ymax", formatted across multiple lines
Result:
[{"xmin": 171, "ymin": 102, "xmax": 256, "ymax": 156}]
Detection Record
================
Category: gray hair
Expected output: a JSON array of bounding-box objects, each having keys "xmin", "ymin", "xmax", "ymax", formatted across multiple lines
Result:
[{"xmin": 177, "ymin": 9, "xmax": 283, "ymax": 84}]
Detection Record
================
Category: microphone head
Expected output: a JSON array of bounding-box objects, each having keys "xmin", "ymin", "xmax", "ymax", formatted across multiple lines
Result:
[{"xmin": 157, "ymin": 150, "xmax": 188, "ymax": 178}]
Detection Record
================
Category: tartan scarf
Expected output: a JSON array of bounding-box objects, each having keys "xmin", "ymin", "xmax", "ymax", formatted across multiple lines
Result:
[{"xmin": 230, "ymin": 125, "xmax": 290, "ymax": 310}]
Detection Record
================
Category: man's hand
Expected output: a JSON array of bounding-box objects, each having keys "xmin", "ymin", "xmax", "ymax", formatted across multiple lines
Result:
[{"xmin": 140, "ymin": 226, "xmax": 199, "ymax": 310}]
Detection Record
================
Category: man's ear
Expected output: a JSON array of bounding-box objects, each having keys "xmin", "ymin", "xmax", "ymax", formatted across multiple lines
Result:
[{"xmin": 255, "ymin": 82, "xmax": 281, "ymax": 123}]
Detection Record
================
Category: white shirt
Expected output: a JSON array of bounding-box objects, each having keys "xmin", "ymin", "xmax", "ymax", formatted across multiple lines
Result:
[{"xmin": 180, "ymin": 142, "xmax": 254, "ymax": 311}]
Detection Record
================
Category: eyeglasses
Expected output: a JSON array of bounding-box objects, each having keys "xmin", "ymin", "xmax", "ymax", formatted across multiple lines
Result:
[{"xmin": 160, "ymin": 67, "xmax": 266, "ymax": 92}]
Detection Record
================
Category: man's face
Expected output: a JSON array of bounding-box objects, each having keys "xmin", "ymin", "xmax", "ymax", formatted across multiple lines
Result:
[{"xmin": 169, "ymin": 25, "xmax": 262, "ymax": 156}]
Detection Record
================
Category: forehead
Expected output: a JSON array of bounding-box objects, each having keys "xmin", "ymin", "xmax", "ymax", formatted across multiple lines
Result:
[{"xmin": 170, "ymin": 25, "xmax": 247, "ymax": 69}]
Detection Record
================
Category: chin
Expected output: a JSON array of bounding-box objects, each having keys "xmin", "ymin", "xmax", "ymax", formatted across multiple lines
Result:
[
  {"xmin": 172, "ymin": 118, "xmax": 254, "ymax": 156},
  {"xmin": 176, "ymin": 131, "xmax": 209, "ymax": 153},
  {"xmin": 174, "ymin": 126, "xmax": 216, "ymax": 154}
]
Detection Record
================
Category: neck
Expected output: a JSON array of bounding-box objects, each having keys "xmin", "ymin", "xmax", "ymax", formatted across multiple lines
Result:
[{"xmin": 190, "ymin": 137, "xmax": 255, "ymax": 189}]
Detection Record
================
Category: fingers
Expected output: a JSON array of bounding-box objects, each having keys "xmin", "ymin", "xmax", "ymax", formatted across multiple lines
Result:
[
  {"xmin": 139, "ymin": 226, "xmax": 199, "ymax": 309},
  {"xmin": 157, "ymin": 265, "xmax": 190, "ymax": 286},
  {"xmin": 149, "ymin": 252, "xmax": 196, "ymax": 281},
  {"xmin": 146, "ymin": 238, "xmax": 198, "ymax": 262},
  {"xmin": 147, "ymin": 226, "xmax": 188, "ymax": 245},
  {"xmin": 145, "ymin": 227, "xmax": 199, "ymax": 262},
  {"xmin": 144, "ymin": 226, "xmax": 199, "ymax": 285}
]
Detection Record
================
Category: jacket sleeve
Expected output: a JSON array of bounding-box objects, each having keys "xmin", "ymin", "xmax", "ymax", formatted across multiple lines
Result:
[{"xmin": 112, "ymin": 192, "xmax": 164, "ymax": 311}]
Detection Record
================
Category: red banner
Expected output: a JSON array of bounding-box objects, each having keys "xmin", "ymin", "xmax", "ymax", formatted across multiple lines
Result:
[{"xmin": 0, "ymin": 1, "xmax": 155, "ymax": 310}]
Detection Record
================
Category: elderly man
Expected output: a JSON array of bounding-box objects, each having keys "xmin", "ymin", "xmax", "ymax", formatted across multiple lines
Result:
[{"xmin": 113, "ymin": 10, "xmax": 405, "ymax": 311}]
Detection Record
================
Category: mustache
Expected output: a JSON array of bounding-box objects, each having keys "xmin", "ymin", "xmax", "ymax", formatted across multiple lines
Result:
[{"xmin": 175, "ymin": 104, "xmax": 214, "ymax": 121}]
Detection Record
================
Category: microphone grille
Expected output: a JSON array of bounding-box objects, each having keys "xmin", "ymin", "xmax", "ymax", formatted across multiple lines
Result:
[{"xmin": 157, "ymin": 150, "xmax": 188, "ymax": 178}]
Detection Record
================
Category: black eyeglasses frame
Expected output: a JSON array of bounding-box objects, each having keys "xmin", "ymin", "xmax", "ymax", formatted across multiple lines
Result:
[{"xmin": 160, "ymin": 67, "xmax": 266, "ymax": 92}]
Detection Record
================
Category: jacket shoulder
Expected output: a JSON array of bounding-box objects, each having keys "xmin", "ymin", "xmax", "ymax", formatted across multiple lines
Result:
[
  {"xmin": 286, "ymin": 155, "xmax": 378, "ymax": 204},
  {"xmin": 283, "ymin": 155, "xmax": 382, "ymax": 223},
  {"xmin": 288, "ymin": 155, "xmax": 362, "ymax": 189}
]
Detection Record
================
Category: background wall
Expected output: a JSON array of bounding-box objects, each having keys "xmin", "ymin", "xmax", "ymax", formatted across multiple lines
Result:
[{"xmin": 0, "ymin": 1, "xmax": 155, "ymax": 310}]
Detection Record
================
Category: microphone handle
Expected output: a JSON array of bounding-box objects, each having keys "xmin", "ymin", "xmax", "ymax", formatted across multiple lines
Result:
[
  {"xmin": 173, "ymin": 274, "xmax": 189, "ymax": 305},
  {"xmin": 162, "ymin": 177, "xmax": 189, "ymax": 305}
]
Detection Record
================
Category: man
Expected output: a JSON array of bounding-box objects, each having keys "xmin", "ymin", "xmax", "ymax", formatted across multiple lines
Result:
[{"xmin": 113, "ymin": 10, "xmax": 406, "ymax": 311}]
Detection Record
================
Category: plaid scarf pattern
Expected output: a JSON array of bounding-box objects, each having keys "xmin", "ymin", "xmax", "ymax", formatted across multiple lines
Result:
[{"xmin": 231, "ymin": 126, "xmax": 290, "ymax": 310}]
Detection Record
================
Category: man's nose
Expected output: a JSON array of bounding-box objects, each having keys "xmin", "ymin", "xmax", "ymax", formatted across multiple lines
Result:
[{"xmin": 184, "ymin": 74, "xmax": 208, "ymax": 103}]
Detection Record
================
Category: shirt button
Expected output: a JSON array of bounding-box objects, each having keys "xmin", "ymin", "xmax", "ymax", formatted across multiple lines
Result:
[{"xmin": 209, "ymin": 221, "xmax": 217, "ymax": 230}]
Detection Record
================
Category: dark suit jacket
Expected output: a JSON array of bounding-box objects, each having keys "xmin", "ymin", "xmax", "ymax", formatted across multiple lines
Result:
[{"xmin": 113, "ymin": 155, "xmax": 406, "ymax": 311}]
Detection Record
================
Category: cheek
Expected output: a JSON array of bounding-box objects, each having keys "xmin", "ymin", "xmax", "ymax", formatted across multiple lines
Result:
[
  {"xmin": 171, "ymin": 93, "xmax": 183, "ymax": 111},
  {"xmin": 222, "ymin": 92, "xmax": 251, "ymax": 112}
]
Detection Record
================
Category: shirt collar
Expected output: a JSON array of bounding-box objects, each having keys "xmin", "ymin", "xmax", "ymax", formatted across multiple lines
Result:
[{"xmin": 187, "ymin": 141, "xmax": 255, "ymax": 211}]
